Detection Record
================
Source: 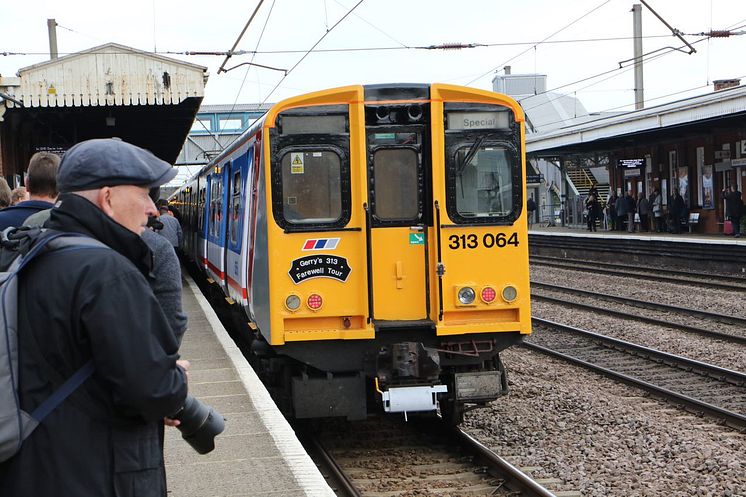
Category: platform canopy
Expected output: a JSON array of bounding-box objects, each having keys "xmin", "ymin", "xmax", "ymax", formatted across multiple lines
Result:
[{"xmin": 0, "ymin": 43, "xmax": 208, "ymax": 179}]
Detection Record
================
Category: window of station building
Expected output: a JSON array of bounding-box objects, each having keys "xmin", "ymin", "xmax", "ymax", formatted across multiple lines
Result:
[
  {"xmin": 373, "ymin": 148, "xmax": 419, "ymax": 220},
  {"xmin": 191, "ymin": 118, "xmax": 212, "ymax": 133},
  {"xmin": 219, "ymin": 117, "xmax": 243, "ymax": 132},
  {"xmin": 453, "ymin": 145, "xmax": 514, "ymax": 218},
  {"xmin": 280, "ymin": 150, "xmax": 342, "ymax": 224}
]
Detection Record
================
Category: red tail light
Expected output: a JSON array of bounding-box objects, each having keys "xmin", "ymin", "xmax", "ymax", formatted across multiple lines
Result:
[
  {"xmin": 481, "ymin": 286, "xmax": 497, "ymax": 303},
  {"xmin": 307, "ymin": 294, "xmax": 323, "ymax": 310}
]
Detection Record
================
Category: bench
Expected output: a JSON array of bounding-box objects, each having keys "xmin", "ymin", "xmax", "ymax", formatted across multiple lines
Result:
[{"xmin": 687, "ymin": 212, "xmax": 699, "ymax": 233}]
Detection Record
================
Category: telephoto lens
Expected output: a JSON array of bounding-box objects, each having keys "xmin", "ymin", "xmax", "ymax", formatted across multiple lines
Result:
[{"xmin": 173, "ymin": 395, "xmax": 226, "ymax": 454}]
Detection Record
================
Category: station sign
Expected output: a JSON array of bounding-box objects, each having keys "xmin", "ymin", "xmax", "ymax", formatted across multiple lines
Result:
[
  {"xmin": 446, "ymin": 111, "xmax": 510, "ymax": 130},
  {"xmin": 617, "ymin": 158, "xmax": 645, "ymax": 168},
  {"xmin": 526, "ymin": 174, "xmax": 544, "ymax": 183}
]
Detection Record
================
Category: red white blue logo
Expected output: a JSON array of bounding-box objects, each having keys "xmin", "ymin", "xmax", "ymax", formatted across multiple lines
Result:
[{"xmin": 302, "ymin": 238, "xmax": 340, "ymax": 251}]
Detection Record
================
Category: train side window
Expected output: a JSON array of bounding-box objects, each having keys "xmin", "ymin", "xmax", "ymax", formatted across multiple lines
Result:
[
  {"xmin": 229, "ymin": 170, "xmax": 241, "ymax": 244},
  {"xmin": 280, "ymin": 150, "xmax": 342, "ymax": 224},
  {"xmin": 373, "ymin": 148, "xmax": 418, "ymax": 220}
]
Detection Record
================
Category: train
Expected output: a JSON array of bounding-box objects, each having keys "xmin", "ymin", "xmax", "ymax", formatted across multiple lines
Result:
[{"xmin": 170, "ymin": 83, "xmax": 531, "ymax": 423}]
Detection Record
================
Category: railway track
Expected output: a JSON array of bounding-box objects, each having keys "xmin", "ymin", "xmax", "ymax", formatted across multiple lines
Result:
[
  {"xmin": 530, "ymin": 255, "xmax": 746, "ymax": 291},
  {"xmin": 526, "ymin": 318, "xmax": 746, "ymax": 430},
  {"xmin": 531, "ymin": 281, "xmax": 746, "ymax": 344},
  {"xmin": 297, "ymin": 418, "xmax": 565, "ymax": 497}
]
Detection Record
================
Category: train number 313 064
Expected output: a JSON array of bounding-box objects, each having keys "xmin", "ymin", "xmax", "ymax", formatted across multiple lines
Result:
[{"xmin": 448, "ymin": 232, "xmax": 520, "ymax": 250}]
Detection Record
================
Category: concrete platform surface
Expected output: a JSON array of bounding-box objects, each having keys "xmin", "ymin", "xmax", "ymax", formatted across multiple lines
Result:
[{"xmin": 164, "ymin": 277, "xmax": 334, "ymax": 497}]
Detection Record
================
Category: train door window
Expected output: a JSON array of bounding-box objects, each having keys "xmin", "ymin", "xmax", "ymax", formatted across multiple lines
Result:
[
  {"xmin": 454, "ymin": 145, "xmax": 513, "ymax": 217},
  {"xmin": 280, "ymin": 150, "xmax": 342, "ymax": 224},
  {"xmin": 229, "ymin": 169, "xmax": 241, "ymax": 244},
  {"xmin": 198, "ymin": 187, "xmax": 205, "ymax": 231},
  {"xmin": 372, "ymin": 148, "xmax": 419, "ymax": 220}
]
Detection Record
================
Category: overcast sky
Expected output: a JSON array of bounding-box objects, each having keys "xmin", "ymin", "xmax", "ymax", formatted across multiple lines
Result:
[{"xmin": 2, "ymin": 0, "xmax": 745, "ymax": 114}]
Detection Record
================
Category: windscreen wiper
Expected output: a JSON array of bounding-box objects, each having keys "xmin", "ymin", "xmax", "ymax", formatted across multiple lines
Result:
[{"xmin": 456, "ymin": 135, "xmax": 486, "ymax": 177}]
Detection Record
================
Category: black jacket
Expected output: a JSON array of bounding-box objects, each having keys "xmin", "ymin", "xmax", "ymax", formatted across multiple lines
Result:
[
  {"xmin": 0, "ymin": 194, "xmax": 188, "ymax": 497},
  {"xmin": 726, "ymin": 190, "xmax": 744, "ymax": 218}
]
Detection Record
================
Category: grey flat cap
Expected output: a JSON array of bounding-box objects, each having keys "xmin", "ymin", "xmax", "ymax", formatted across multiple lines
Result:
[{"xmin": 57, "ymin": 139, "xmax": 178, "ymax": 193}]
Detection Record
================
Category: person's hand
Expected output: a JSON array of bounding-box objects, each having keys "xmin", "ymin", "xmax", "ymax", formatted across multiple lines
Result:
[
  {"xmin": 164, "ymin": 417, "xmax": 180, "ymax": 427},
  {"xmin": 176, "ymin": 359, "xmax": 190, "ymax": 380}
]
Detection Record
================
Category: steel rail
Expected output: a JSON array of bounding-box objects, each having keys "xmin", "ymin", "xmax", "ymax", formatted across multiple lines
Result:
[
  {"xmin": 527, "ymin": 317, "xmax": 746, "ymax": 429},
  {"xmin": 531, "ymin": 284, "xmax": 746, "ymax": 344},
  {"xmin": 530, "ymin": 256, "xmax": 746, "ymax": 291},
  {"xmin": 301, "ymin": 428, "xmax": 361, "ymax": 497},
  {"xmin": 454, "ymin": 428, "xmax": 558, "ymax": 497}
]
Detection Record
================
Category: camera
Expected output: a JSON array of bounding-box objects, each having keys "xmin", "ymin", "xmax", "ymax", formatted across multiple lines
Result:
[
  {"xmin": 172, "ymin": 395, "xmax": 226, "ymax": 454},
  {"xmin": 147, "ymin": 215, "xmax": 164, "ymax": 231}
]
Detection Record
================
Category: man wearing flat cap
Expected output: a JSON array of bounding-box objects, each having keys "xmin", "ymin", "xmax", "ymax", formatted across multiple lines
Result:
[{"xmin": 0, "ymin": 139, "xmax": 189, "ymax": 497}]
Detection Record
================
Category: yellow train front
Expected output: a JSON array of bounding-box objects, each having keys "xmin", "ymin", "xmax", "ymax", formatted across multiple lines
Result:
[{"xmin": 178, "ymin": 83, "xmax": 531, "ymax": 423}]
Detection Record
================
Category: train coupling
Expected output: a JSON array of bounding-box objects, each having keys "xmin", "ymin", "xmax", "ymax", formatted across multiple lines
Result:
[{"xmin": 375, "ymin": 378, "xmax": 448, "ymax": 417}]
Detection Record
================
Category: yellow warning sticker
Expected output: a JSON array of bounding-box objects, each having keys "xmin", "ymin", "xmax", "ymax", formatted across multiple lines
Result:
[{"xmin": 290, "ymin": 152, "xmax": 304, "ymax": 174}]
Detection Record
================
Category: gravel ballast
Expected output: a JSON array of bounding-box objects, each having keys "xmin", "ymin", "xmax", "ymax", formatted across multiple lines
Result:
[{"xmin": 463, "ymin": 347, "xmax": 746, "ymax": 497}]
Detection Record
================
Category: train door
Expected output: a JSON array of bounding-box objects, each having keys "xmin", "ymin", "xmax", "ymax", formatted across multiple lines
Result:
[
  {"xmin": 224, "ymin": 152, "xmax": 250, "ymax": 304},
  {"xmin": 206, "ymin": 164, "xmax": 229, "ymax": 283},
  {"xmin": 366, "ymin": 124, "xmax": 429, "ymax": 321}
]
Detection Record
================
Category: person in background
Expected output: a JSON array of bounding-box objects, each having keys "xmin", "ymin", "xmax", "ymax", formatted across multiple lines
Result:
[
  {"xmin": 637, "ymin": 192, "xmax": 650, "ymax": 232},
  {"xmin": 724, "ymin": 185, "xmax": 744, "ymax": 238},
  {"xmin": 585, "ymin": 192, "xmax": 599, "ymax": 232},
  {"xmin": 670, "ymin": 190, "xmax": 685, "ymax": 234},
  {"xmin": 155, "ymin": 199, "xmax": 183, "ymax": 249},
  {"xmin": 615, "ymin": 191, "xmax": 628, "ymax": 231},
  {"xmin": 526, "ymin": 195, "xmax": 537, "ymax": 228},
  {"xmin": 624, "ymin": 190, "xmax": 637, "ymax": 233},
  {"xmin": 0, "ymin": 139, "xmax": 188, "ymax": 497},
  {"xmin": 0, "ymin": 152, "xmax": 59, "ymax": 230},
  {"xmin": 0, "ymin": 177, "xmax": 12, "ymax": 209},
  {"xmin": 606, "ymin": 192, "xmax": 617, "ymax": 231},
  {"xmin": 10, "ymin": 186, "xmax": 29, "ymax": 206},
  {"xmin": 143, "ymin": 189, "xmax": 188, "ymax": 344},
  {"xmin": 651, "ymin": 189, "xmax": 664, "ymax": 233}
]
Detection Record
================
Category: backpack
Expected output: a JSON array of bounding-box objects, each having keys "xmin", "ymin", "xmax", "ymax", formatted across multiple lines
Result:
[{"xmin": 0, "ymin": 227, "xmax": 108, "ymax": 463}]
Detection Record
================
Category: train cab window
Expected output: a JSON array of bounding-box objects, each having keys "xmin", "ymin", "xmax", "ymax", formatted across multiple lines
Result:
[
  {"xmin": 444, "ymin": 103, "xmax": 521, "ymax": 224},
  {"xmin": 280, "ymin": 150, "xmax": 342, "ymax": 224},
  {"xmin": 372, "ymin": 148, "xmax": 419, "ymax": 220},
  {"xmin": 454, "ymin": 145, "xmax": 513, "ymax": 217}
]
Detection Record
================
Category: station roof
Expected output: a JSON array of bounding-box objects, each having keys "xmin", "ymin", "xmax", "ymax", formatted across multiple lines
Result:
[
  {"xmin": 526, "ymin": 84, "xmax": 746, "ymax": 157},
  {"xmin": 6, "ymin": 42, "xmax": 207, "ymax": 108},
  {"xmin": 0, "ymin": 43, "xmax": 208, "ymax": 169}
]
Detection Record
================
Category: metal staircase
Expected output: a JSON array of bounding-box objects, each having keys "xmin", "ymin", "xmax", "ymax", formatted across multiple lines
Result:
[{"xmin": 566, "ymin": 167, "xmax": 610, "ymax": 202}]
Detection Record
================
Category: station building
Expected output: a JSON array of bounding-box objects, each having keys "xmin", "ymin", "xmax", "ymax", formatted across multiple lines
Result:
[{"xmin": 509, "ymin": 71, "xmax": 746, "ymax": 235}]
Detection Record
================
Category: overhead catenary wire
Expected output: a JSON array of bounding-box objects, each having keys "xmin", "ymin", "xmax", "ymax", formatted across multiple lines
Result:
[
  {"xmin": 217, "ymin": 0, "xmax": 266, "ymax": 74},
  {"xmin": 258, "ymin": 0, "xmax": 366, "ymax": 105},
  {"xmin": 519, "ymin": 14, "xmax": 746, "ymax": 118},
  {"xmin": 466, "ymin": 0, "xmax": 614, "ymax": 86},
  {"xmin": 217, "ymin": 0, "xmax": 278, "ymax": 138}
]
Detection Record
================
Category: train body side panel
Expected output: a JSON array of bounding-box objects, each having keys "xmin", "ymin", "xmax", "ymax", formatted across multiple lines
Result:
[{"xmin": 250, "ymin": 142, "xmax": 272, "ymax": 343}]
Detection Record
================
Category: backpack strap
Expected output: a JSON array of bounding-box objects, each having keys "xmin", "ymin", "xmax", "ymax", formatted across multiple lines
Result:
[
  {"xmin": 30, "ymin": 360, "xmax": 95, "ymax": 423},
  {"xmin": 15, "ymin": 232, "xmax": 110, "ymax": 435}
]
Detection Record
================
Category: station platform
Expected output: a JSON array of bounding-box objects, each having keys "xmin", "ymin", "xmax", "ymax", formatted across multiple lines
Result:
[
  {"xmin": 529, "ymin": 224, "xmax": 746, "ymax": 245},
  {"xmin": 164, "ymin": 278, "xmax": 334, "ymax": 497}
]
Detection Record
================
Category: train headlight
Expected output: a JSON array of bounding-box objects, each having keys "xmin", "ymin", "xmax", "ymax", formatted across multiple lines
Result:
[
  {"xmin": 481, "ymin": 286, "xmax": 497, "ymax": 304},
  {"xmin": 502, "ymin": 285, "xmax": 518, "ymax": 302},
  {"xmin": 457, "ymin": 287, "xmax": 476, "ymax": 305},
  {"xmin": 285, "ymin": 294, "xmax": 301, "ymax": 311},
  {"xmin": 307, "ymin": 293, "xmax": 323, "ymax": 311}
]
